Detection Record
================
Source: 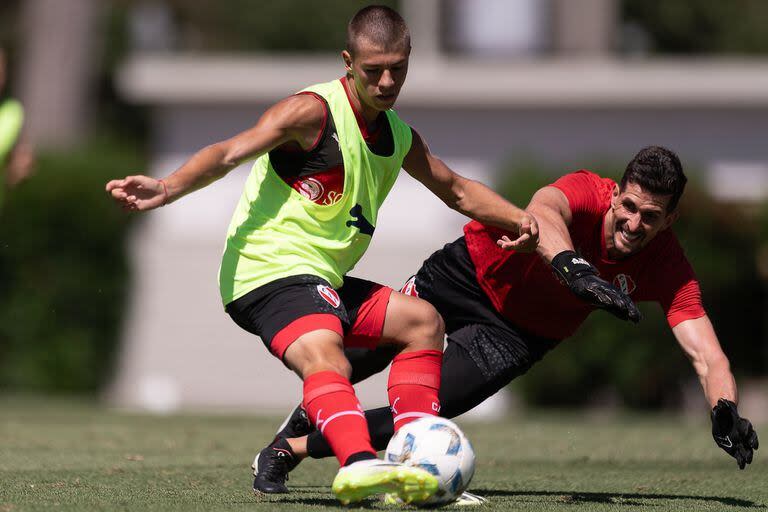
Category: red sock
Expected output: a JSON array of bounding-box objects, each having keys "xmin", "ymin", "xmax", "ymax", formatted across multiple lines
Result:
[
  {"xmin": 387, "ymin": 349, "xmax": 442, "ymax": 431},
  {"xmin": 302, "ymin": 371, "xmax": 375, "ymax": 466}
]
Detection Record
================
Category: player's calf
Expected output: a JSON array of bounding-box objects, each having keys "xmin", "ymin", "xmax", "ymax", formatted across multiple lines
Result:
[
  {"xmin": 387, "ymin": 349, "xmax": 442, "ymax": 430},
  {"xmin": 380, "ymin": 293, "xmax": 445, "ymax": 431},
  {"xmin": 282, "ymin": 332, "xmax": 378, "ymax": 471}
]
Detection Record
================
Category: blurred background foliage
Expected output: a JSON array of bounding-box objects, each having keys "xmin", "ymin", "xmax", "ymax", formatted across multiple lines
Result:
[
  {"xmin": 167, "ymin": 0, "xmax": 398, "ymax": 52},
  {"xmin": 622, "ymin": 0, "xmax": 768, "ymax": 55},
  {"xmin": 497, "ymin": 159, "xmax": 768, "ymax": 408},
  {"xmin": 0, "ymin": 139, "xmax": 143, "ymax": 392},
  {"xmin": 114, "ymin": 0, "xmax": 399, "ymax": 54}
]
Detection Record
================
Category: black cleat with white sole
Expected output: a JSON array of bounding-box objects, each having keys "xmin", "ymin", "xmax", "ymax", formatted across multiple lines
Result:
[{"xmin": 252, "ymin": 438, "xmax": 300, "ymax": 494}]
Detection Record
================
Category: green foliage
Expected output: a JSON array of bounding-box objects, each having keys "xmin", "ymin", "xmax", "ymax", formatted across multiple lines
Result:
[
  {"xmin": 497, "ymin": 158, "xmax": 766, "ymax": 408},
  {"xmin": 622, "ymin": 0, "xmax": 768, "ymax": 55},
  {"xmin": 168, "ymin": 0, "xmax": 399, "ymax": 53},
  {"xmin": 0, "ymin": 138, "xmax": 142, "ymax": 392},
  {"xmin": 0, "ymin": 1, "xmax": 21, "ymax": 52}
]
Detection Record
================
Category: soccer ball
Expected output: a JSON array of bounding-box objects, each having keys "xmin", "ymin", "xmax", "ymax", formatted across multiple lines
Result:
[{"xmin": 385, "ymin": 417, "xmax": 475, "ymax": 506}]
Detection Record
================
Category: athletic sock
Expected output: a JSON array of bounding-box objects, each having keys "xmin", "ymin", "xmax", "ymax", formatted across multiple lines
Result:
[
  {"xmin": 302, "ymin": 370, "xmax": 376, "ymax": 466},
  {"xmin": 387, "ymin": 349, "xmax": 442, "ymax": 431},
  {"xmin": 307, "ymin": 406, "xmax": 394, "ymax": 459}
]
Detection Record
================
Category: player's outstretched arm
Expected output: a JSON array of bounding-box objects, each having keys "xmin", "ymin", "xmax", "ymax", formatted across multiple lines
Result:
[
  {"xmin": 402, "ymin": 128, "xmax": 538, "ymax": 252},
  {"xmin": 500, "ymin": 186, "xmax": 573, "ymax": 260},
  {"xmin": 105, "ymin": 95, "xmax": 324, "ymax": 211},
  {"xmin": 509, "ymin": 185, "xmax": 641, "ymax": 323},
  {"xmin": 672, "ymin": 316, "xmax": 759, "ymax": 469}
]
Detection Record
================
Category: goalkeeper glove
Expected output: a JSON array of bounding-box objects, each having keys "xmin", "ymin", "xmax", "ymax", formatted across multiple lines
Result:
[
  {"xmin": 711, "ymin": 398, "xmax": 759, "ymax": 470},
  {"xmin": 551, "ymin": 250, "xmax": 641, "ymax": 323}
]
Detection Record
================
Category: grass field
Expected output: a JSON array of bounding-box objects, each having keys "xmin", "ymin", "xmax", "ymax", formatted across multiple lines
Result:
[{"xmin": 1, "ymin": 396, "xmax": 765, "ymax": 511}]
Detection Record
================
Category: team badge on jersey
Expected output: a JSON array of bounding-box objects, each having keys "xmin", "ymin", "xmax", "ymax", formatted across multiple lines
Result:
[
  {"xmin": 297, "ymin": 177, "xmax": 324, "ymax": 201},
  {"xmin": 613, "ymin": 273, "xmax": 636, "ymax": 294},
  {"xmin": 316, "ymin": 284, "xmax": 341, "ymax": 308}
]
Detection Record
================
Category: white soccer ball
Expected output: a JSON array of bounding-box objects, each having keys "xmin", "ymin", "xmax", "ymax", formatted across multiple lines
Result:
[{"xmin": 385, "ymin": 417, "xmax": 476, "ymax": 506}]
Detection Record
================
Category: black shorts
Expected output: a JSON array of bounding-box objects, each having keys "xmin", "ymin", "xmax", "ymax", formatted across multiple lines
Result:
[
  {"xmin": 352, "ymin": 237, "xmax": 560, "ymax": 416},
  {"xmin": 226, "ymin": 274, "xmax": 393, "ymax": 361},
  {"xmin": 301, "ymin": 240, "xmax": 564, "ymax": 457},
  {"xmin": 413, "ymin": 237, "xmax": 559, "ymax": 384}
]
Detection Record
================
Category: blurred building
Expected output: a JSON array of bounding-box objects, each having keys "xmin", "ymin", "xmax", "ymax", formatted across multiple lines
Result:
[{"xmin": 108, "ymin": 0, "xmax": 768, "ymax": 413}]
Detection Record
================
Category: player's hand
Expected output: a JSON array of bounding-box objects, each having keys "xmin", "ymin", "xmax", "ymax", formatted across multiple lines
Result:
[
  {"xmin": 6, "ymin": 142, "xmax": 35, "ymax": 186},
  {"xmin": 711, "ymin": 398, "xmax": 759, "ymax": 470},
  {"xmin": 496, "ymin": 213, "xmax": 539, "ymax": 253},
  {"xmin": 105, "ymin": 175, "xmax": 168, "ymax": 211},
  {"xmin": 550, "ymin": 250, "xmax": 642, "ymax": 323}
]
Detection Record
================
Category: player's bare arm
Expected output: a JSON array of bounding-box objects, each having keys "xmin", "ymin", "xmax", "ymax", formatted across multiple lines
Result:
[
  {"xmin": 672, "ymin": 315, "xmax": 759, "ymax": 469},
  {"xmin": 672, "ymin": 315, "xmax": 736, "ymax": 406},
  {"xmin": 506, "ymin": 183, "xmax": 641, "ymax": 323},
  {"xmin": 5, "ymin": 139, "xmax": 34, "ymax": 186},
  {"xmin": 402, "ymin": 128, "xmax": 539, "ymax": 252},
  {"xmin": 499, "ymin": 186, "xmax": 574, "ymax": 261},
  {"xmin": 105, "ymin": 94, "xmax": 325, "ymax": 211}
]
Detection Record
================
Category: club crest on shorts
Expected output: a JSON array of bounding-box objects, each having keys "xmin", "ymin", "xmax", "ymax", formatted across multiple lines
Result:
[
  {"xmin": 400, "ymin": 275, "xmax": 419, "ymax": 297},
  {"xmin": 613, "ymin": 273, "xmax": 636, "ymax": 294},
  {"xmin": 316, "ymin": 284, "xmax": 341, "ymax": 308}
]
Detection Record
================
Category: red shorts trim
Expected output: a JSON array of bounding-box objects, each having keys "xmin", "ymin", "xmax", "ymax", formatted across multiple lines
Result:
[
  {"xmin": 271, "ymin": 313, "xmax": 343, "ymax": 360},
  {"xmin": 344, "ymin": 284, "xmax": 393, "ymax": 349}
]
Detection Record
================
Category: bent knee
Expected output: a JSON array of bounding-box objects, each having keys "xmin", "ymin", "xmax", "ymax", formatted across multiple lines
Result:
[
  {"xmin": 390, "ymin": 298, "xmax": 445, "ymax": 351},
  {"xmin": 420, "ymin": 303, "xmax": 445, "ymax": 346},
  {"xmin": 283, "ymin": 330, "xmax": 352, "ymax": 378}
]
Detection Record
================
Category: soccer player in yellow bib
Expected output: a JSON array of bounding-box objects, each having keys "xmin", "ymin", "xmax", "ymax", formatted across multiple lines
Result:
[
  {"xmin": 0, "ymin": 47, "xmax": 33, "ymax": 208},
  {"xmin": 107, "ymin": 6, "xmax": 538, "ymax": 505}
]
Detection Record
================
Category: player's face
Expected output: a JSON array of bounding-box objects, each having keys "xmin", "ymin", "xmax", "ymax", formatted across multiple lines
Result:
[
  {"xmin": 605, "ymin": 182, "xmax": 678, "ymax": 259},
  {"xmin": 343, "ymin": 38, "xmax": 409, "ymax": 114}
]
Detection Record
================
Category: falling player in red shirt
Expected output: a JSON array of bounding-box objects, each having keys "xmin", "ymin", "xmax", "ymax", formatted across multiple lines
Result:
[{"xmin": 255, "ymin": 146, "xmax": 758, "ymax": 498}]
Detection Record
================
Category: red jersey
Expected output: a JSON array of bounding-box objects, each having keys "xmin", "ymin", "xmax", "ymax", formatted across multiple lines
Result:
[{"xmin": 464, "ymin": 170, "xmax": 705, "ymax": 340}]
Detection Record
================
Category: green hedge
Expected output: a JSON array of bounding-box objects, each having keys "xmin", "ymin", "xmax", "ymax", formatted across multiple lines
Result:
[
  {"xmin": 0, "ymin": 139, "xmax": 142, "ymax": 392},
  {"xmin": 496, "ymin": 159, "xmax": 767, "ymax": 408},
  {"xmin": 164, "ymin": 0, "xmax": 399, "ymax": 53},
  {"xmin": 622, "ymin": 0, "xmax": 768, "ymax": 55}
]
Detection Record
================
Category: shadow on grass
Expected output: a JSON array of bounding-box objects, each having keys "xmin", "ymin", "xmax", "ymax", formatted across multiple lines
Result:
[
  {"xmin": 475, "ymin": 489, "xmax": 765, "ymax": 508},
  {"xmin": 256, "ymin": 486, "xmax": 766, "ymax": 509},
  {"xmin": 254, "ymin": 486, "xmax": 366, "ymax": 508}
]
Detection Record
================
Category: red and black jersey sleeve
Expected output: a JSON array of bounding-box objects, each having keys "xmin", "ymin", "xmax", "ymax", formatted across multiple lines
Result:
[
  {"xmin": 652, "ymin": 234, "xmax": 706, "ymax": 327},
  {"xmin": 550, "ymin": 170, "xmax": 614, "ymax": 221}
]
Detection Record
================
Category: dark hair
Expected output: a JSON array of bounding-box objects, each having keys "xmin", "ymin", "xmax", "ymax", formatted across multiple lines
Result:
[
  {"xmin": 346, "ymin": 5, "xmax": 410, "ymax": 56},
  {"xmin": 621, "ymin": 146, "xmax": 687, "ymax": 212}
]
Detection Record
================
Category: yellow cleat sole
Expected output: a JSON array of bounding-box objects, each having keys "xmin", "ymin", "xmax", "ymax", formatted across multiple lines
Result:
[{"xmin": 332, "ymin": 465, "xmax": 438, "ymax": 505}]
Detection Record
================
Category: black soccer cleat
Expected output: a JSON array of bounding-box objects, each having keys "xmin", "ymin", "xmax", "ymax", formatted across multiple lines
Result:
[
  {"xmin": 252, "ymin": 438, "xmax": 300, "ymax": 494},
  {"xmin": 274, "ymin": 405, "xmax": 314, "ymax": 440},
  {"xmin": 252, "ymin": 406, "xmax": 312, "ymax": 494}
]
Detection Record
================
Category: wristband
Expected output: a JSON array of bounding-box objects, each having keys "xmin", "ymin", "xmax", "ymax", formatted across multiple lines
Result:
[{"xmin": 551, "ymin": 250, "xmax": 598, "ymax": 285}]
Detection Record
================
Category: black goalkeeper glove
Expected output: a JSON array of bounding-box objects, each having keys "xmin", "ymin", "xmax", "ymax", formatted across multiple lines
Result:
[
  {"xmin": 711, "ymin": 398, "xmax": 759, "ymax": 469},
  {"xmin": 551, "ymin": 250, "xmax": 642, "ymax": 323}
]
